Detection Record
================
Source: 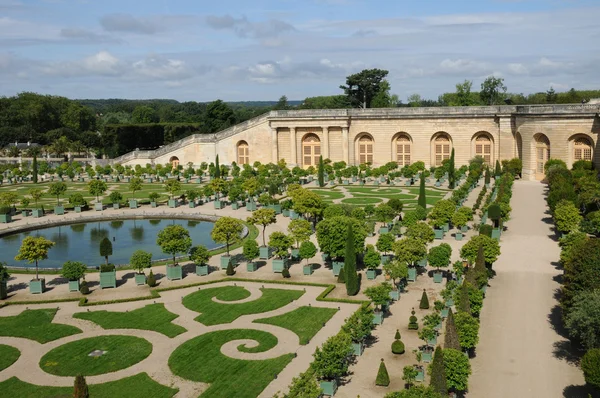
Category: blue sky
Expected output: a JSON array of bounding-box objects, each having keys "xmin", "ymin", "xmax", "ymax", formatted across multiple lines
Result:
[{"xmin": 1, "ymin": 0, "xmax": 599, "ymax": 102}]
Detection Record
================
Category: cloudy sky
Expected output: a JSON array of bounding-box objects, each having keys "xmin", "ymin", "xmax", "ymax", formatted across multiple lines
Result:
[{"xmin": 1, "ymin": 0, "xmax": 599, "ymax": 102}]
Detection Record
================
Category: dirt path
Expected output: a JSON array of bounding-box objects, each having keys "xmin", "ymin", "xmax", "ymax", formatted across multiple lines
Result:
[{"xmin": 469, "ymin": 181, "xmax": 585, "ymax": 398}]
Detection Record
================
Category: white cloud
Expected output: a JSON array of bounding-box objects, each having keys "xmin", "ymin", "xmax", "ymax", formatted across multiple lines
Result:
[
  {"xmin": 508, "ymin": 63, "xmax": 528, "ymax": 75},
  {"xmin": 132, "ymin": 55, "xmax": 192, "ymax": 80}
]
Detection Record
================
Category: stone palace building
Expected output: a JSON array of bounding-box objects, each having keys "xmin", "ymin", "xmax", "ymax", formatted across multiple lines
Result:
[{"xmin": 113, "ymin": 104, "xmax": 600, "ymax": 181}]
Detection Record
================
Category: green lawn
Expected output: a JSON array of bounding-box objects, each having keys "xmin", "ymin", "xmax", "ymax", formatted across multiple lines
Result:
[
  {"xmin": 254, "ymin": 306, "xmax": 338, "ymax": 345},
  {"xmin": 310, "ymin": 189, "xmax": 345, "ymax": 200},
  {"xmin": 0, "ymin": 344, "xmax": 20, "ymax": 371},
  {"xmin": 182, "ymin": 286, "xmax": 304, "ymax": 326},
  {"xmin": 341, "ymin": 197, "xmax": 383, "ymax": 205},
  {"xmin": 169, "ymin": 329, "xmax": 293, "ymax": 398},
  {"xmin": 73, "ymin": 304, "xmax": 186, "ymax": 338},
  {"xmin": 0, "ymin": 309, "xmax": 81, "ymax": 343},
  {"xmin": 40, "ymin": 335, "xmax": 152, "ymax": 376},
  {"xmin": 0, "ymin": 373, "xmax": 177, "ymax": 398}
]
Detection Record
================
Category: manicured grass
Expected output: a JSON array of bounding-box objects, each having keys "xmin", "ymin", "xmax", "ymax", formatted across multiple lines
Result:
[
  {"xmin": 0, "ymin": 309, "xmax": 81, "ymax": 343},
  {"xmin": 182, "ymin": 286, "xmax": 304, "ymax": 326},
  {"xmin": 73, "ymin": 303, "xmax": 186, "ymax": 338},
  {"xmin": 310, "ymin": 189, "xmax": 345, "ymax": 200},
  {"xmin": 341, "ymin": 197, "xmax": 383, "ymax": 205},
  {"xmin": 254, "ymin": 306, "xmax": 338, "ymax": 345},
  {"xmin": 0, "ymin": 373, "xmax": 177, "ymax": 398},
  {"xmin": 0, "ymin": 344, "xmax": 20, "ymax": 371},
  {"xmin": 169, "ymin": 329, "xmax": 293, "ymax": 398},
  {"xmin": 40, "ymin": 335, "xmax": 152, "ymax": 376}
]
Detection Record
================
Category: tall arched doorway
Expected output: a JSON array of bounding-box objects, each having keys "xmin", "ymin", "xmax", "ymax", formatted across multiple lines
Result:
[
  {"xmin": 473, "ymin": 133, "xmax": 493, "ymax": 164},
  {"xmin": 573, "ymin": 136, "xmax": 593, "ymax": 162},
  {"xmin": 432, "ymin": 133, "xmax": 452, "ymax": 167},
  {"xmin": 302, "ymin": 134, "xmax": 321, "ymax": 167},
  {"xmin": 237, "ymin": 141, "xmax": 249, "ymax": 165},
  {"xmin": 169, "ymin": 156, "xmax": 180, "ymax": 168},
  {"xmin": 357, "ymin": 135, "xmax": 374, "ymax": 165},
  {"xmin": 535, "ymin": 134, "xmax": 550, "ymax": 180},
  {"xmin": 394, "ymin": 133, "xmax": 412, "ymax": 167}
]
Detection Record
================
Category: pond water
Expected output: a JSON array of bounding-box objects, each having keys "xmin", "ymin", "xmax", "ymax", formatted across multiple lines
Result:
[{"xmin": 0, "ymin": 219, "xmax": 218, "ymax": 269}]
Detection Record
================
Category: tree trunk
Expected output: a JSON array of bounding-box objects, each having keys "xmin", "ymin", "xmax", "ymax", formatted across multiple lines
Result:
[
  {"xmin": 35, "ymin": 260, "xmax": 38, "ymax": 280},
  {"xmin": 262, "ymin": 227, "xmax": 266, "ymax": 247}
]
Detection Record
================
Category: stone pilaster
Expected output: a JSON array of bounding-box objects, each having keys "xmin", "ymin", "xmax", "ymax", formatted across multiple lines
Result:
[
  {"xmin": 270, "ymin": 127, "xmax": 278, "ymax": 163},
  {"xmin": 322, "ymin": 127, "xmax": 330, "ymax": 159},
  {"xmin": 342, "ymin": 127, "xmax": 349, "ymax": 164},
  {"xmin": 290, "ymin": 127, "xmax": 298, "ymax": 165}
]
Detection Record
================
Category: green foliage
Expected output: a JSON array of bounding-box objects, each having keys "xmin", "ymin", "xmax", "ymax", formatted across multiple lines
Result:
[
  {"xmin": 561, "ymin": 238, "xmax": 600, "ymax": 311},
  {"xmin": 69, "ymin": 193, "xmax": 87, "ymax": 207},
  {"xmin": 376, "ymin": 359, "xmax": 390, "ymax": 386},
  {"xmin": 363, "ymin": 244, "xmax": 381, "ymax": 270},
  {"xmin": 408, "ymin": 308, "xmax": 419, "ymax": 330},
  {"xmin": 443, "ymin": 348, "xmax": 471, "ymax": 392},
  {"xmin": 282, "ymin": 266, "xmax": 291, "ymax": 278},
  {"xmin": 393, "ymin": 237, "xmax": 427, "ymax": 266},
  {"xmin": 383, "ymin": 259, "xmax": 408, "ymax": 286},
  {"xmin": 269, "ymin": 232, "xmax": 292, "ymax": 259},
  {"xmin": 61, "ymin": 261, "xmax": 87, "ymax": 281},
  {"xmin": 460, "ymin": 234, "xmax": 500, "ymax": 265},
  {"xmin": 419, "ymin": 289, "xmax": 430, "ymax": 309},
  {"xmin": 287, "ymin": 218, "xmax": 312, "ymax": 248},
  {"xmin": 428, "ymin": 243, "xmax": 452, "ymax": 270},
  {"xmin": 299, "ymin": 241, "xmax": 317, "ymax": 265},
  {"xmin": 316, "ymin": 216, "xmax": 367, "ymax": 259},
  {"xmin": 339, "ymin": 305, "xmax": 374, "ymax": 345},
  {"xmin": 402, "ymin": 365, "xmax": 419, "ymax": 388},
  {"xmin": 146, "ymin": 270, "xmax": 156, "ymax": 287},
  {"xmin": 544, "ymin": 158, "xmax": 567, "ymax": 173},
  {"xmin": 99, "ymin": 237, "xmax": 113, "ymax": 266},
  {"xmin": 312, "ymin": 332, "xmax": 354, "ymax": 380},
  {"xmin": 344, "ymin": 223, "xmax": 360, "ymax": 296},
  {"xmin": 558, "ymin": 232, "xmax": 588, "ymax": 266},
  {"xmin": 428, "ymin": 200, "xmax": 455, "ymax": 228},
  {"xmin": 318, "ymin": 155, "xmax": 325, "ymax": 187},
  {"xmin": 242, "ymin": 239, "xmax": 260, "ymax": 262},
  {"xmin": 418, "ymin": 174, "xmax": 427, "ymax": 209},
  {"xmin": 406, "ymin": 222, "xmax": 435, "ymax": 243},
  {"xmin": 385, "ymin": 385, "xmax": 444, "ymax": 398},
  {"xmin": 79, "ymin": 281, "xmax": 90, "ymax": 295},
  {"xmin": 337, "ymin": 267, "xmax": 345, "ymax": 283},
  {"xmin": 130, "ymin": 250, "xmax": 152, "ymax": 273},
  {"xmin": 564, "ymin": 290, "xmax": 600, "ymax": 350},
  {"xmin": 392, "ymin": 339, "xmax": 405, "ymax": 354},
  {"xmin": 285, "ymin": 369, "xmax": 323, "ymax": 398},
  {"xmin": 375, "ymin": 203, "xmax": 396, "ymax": 224},
  {"xmin": 225, "ymin": 260, "xmax": 235, "ymax": 276},
  {"xmin": 454, "ymin": 311, "xmax": 480, "ymax": 351},
  {"xmin": 157, "ymin": 224, "xmax": 192, "ymax": 265},
  {"xmin": 582, "ymin": 348, "xmax": 600, "ymax": 389},
  {"xmin": 553, "ymin": 200, "xmax": 583, "ymax": 233},
  {"xmin": 211, "ymin": 217, "xmax": 244, "ymax": 256},
  {"xmin": 480, "ymin": 76, "xmax": 507, "ymax": 105},
  {"xmin": 376, "ymin": 233, "xmax": 395, "ymax": 255},
  {"xmin": 74, "ymin": 375, "xmax": 89, "ymax": 398},
  {"xmin": 364, "ymin": 282, "xmax": 393, "ymax": 309},
  {"xmin": 430, "ymin": 346, "xmax": 447, "ymax": 395},
  {"xmin": 189, "ymin": 245, "xmax": 210, "ymax": 265},
  {"xmin": 108, "ymin": 191, "xmax": 122, "ymax": 204},
  {"xmin": 87, "ymin": 179, "xmax": 107, "ymax": 201},
  {"xmin": 444, "ymin": 309, "xmax": 461, "ymax": 350},
  {"xmin": 47, "ymin": 182, "xmax": 67, "ymax": 205},
  {"xmin": 395, "ymin": 329, "xmax": 401, "ymax": 340},
  {"xmin": 15, "ymin": 236, "xmax": 55, "ymax": 279},
  {"xmin": 340, "ymin": 68, "xmax": 390, "ymax": 108}
]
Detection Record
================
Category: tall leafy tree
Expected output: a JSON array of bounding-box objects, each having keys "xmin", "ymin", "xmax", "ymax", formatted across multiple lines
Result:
[
  {"xmin": 156, "ymin": 225, "xmax": 192, "ymax": 266},
  {"xmin": 74, "ymin": 375, "xmax": 89, "ymax": 398},
  {"xmin": 246, "ymin": 208, "xmax": 277, "ymax": 247},
  {"xmin": 344, "ymin": 223, "xmax": 359, "ymax": 296},
  {"xmin": 318, "ymin": 155, "xmax": 325, "ymax": 187},
  {"xmin": 418, "ymin": 173, "xmax": 427, "ymax": 209},
  {"xmin": 454, "ymin": 311, "xmax": 480, "ymax": 352},
  {"xmin": 340, "ymin": 68, "xmax": 389, "ymax": 108},
  {"xmin": 215, "ymin": 155, "xmax": 221, "ymax": 179},
  {"xmin": 211, "ymin": 217, "xmax": 244, "ymax": 256},
  {"xmin": 15, "ymin": 236, "xmax": 55, "ymax": 280},
  {"xmin": 443, "ymin": 348, "xmax": 471, "ymax": 392},
  {"xmin": 480, "ymin": 76, "xmax": 507, "ymax": 105},
  {"xmin": 453, "ymin": 80, "xmax": 475, "ymax": 106}
]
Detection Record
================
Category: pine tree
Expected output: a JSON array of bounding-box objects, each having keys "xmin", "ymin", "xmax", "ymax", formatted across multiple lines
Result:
[
  {"xmin": 375, "ymin": 358, "xmax": 390, "ymax": 386},
  {"xmin": 318, "ymin": 155, "xmax": 325, "ymax": 187},
  {"xmin": 495, "ymin": 159, "xmax": 501, "ymax": 177},
  {"xmin": 337, "ymin": 267, "xmax": 346, "ymax": 283},
  {"xmin": 484, "ymin": 167, "xmax": 490, "ymax": 185},
  {"xmin": 74, "ymin": 375, "xmax": 89, "ymax": 398},
  {"xmin": 444, "ymin": 308, "xmax": 461, "ymax": 350},
  {"xmin": 471, "ymin": 245, "xmax": 488, "ymax": 289},
  {"xmin": 215, "ymin": 155, "xmax": 221, "ymax": 178},
  {"xmin": 458, "ymin": 284, "xmax": 471, "ymax": 314},
  {"xmin": 430, "ymin": 346, "xmax": 448, "ymax": 395},
  {"xmin": 448, "ymin": 148, "xmax": 456, "ymax": 189},
  {"xmin": 344, "ymin": 223, "xmax": 359, "ymax": 296},
  {"xmin": 147, "ymin": 270, "xmax": 156, "ymax": 287},
  {"xmin": 418, "ymin": 173, "xmax": 427, "ymax": 209},
  {"xmin": 419, "ymin": 289, "xmax": 430, "ymax": 309},
  {"xmin": 32, "ymin": 154, "xmax": 38, "ymax": 184},
  {"xmin": 225, "ymin": 259, "xmax": 235, "ymax": 276}
]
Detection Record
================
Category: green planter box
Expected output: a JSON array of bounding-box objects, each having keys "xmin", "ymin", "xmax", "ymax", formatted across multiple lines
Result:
[
  {"xmin": 378, "ymin": 227, "xmax": 389, "ymax": 234},
  {"xmin": 135, "ymin": 274, "xmax": 147, "ymax": 285},
  {"xmin": 246, "ymin": 201, "xmax": 257, "ymax": 211},
  {"xmin": 29, "ymin": 278, "xmax": 45, "ymax": 294},
  {"xmin": 269, "ymin": 204, "xmax": 282, "ymax": 214},
  {"xmin": 32, "ymin": 209, "xmax": 43, "ymax": 218},
  {"xmin": 366, "ymin": 269, "xmax": 377, "ymax": 280},
  {"xmin": 418, "ymin": 257, "xmax": 427, "ymax": 267},
  {"xmin": 427, "ymin": 335, "xmax": 437, "ymax": 346},
  {"xmin": 68, "ymin": 280, "xmax": 80, "ymax": 292},
  {"xmin": 282, "ymin": 209, "xmax": 290, "ymax": 217},
  {"xmin": 112, "ymin": 203, "xmax": 119, "ymax": 209},
  {"xmin": 332, "ymin": 261, "xmax": 344, "ymax": 277},
  {"xmin": 435, "ymin": 181, "xmax": 441, "ymax": 187},
  {"xmin": 434, "ymin": 229, "xmax": 445, "ymax": 240},
  {"xmin": 246, "ymin": 262, "xmax": 258, "ymax": 272},
  {"xmin": 291, "ymin": 248, "xmax": 300, "ymax": 259},
  {"xmin": 166, "ymin": 265, "xmax": 183, "ymax": 281},
  {"xmin": 303, "ymin": 264, "xmax": 313, "ymax": 275},
  {"xmin": 189, "ymin": 202, "xmax": 196, "ymax": 208},
  {"xmin": 422, "ymin": 348, "xmax": 433, "ymax": 363},
  {"xmin": 389, "ymin": 289, "xmax": 400, "ymax": 301},
  {"xmin": 272, "ymin": 258, "xmax": 286, "ymax": 273},
  {"xmin": 461, "ymin": 225, "xmax": 469, "ymax": 233},
  {"xmin": 100, "ymin": 270, "xmax": 117, "ymax": 289},
  {"xmin": 492, "ymin": 228, "xmax": 501, "ymax": 240},
  {"xmin": 290, "ymin": 210, "xmax": 298, "ymax": 219},
  {"xmin": 441, "ymin": 308, "xmax": 449, "ymax": 318},
  {"xmin": 446, "ymin": 298, "xmax": 454, "ymax": 307},
  {"xmin": 54, "ymin": 206, "xmax": 65, "ymax": 215},
  {"xmin": 408, "ymin": 267, "xmax": 417, "ymax": 282},
  {"xmin": 381, "ymin": 255, "xmax": 391, "ymax": 265},
  {"xmin": 433, "ymin": 272, "xmax": 444, "ymax": 283},
  {"xmin": 321, "ymin": 252, "xmax": 329, "ymax": 262},
  {"xmin": 0, "ymin": 280, "xmax": 7, "ymax": 299},
  {"xmin": 214, "ymin": 200, "xmax": 224, "ymax": 210},
  {"xmin": 151, "ymin": 202, "xmax": 157, "ymax": 208},
  {"xmin": 168, "ymin": 199, "xmax": 178, "ymax": 208},
  {"xmin": 95, "ymin": 203, "xmax": 103, "ymax": 211},
  {"xmin": 0, "ymin": 214, "xmax": 11, "ymax": 223},
  {"xmin": 352, "ymin": 342, "xmax": 364, "ymax": 356},
  {"xmin": 443, "ymin": 223, "xmax": 450, "ymax": 232},
  {"xmin": 129, "ymin": 200, "xmax": 138, "ymax": 209},
  {"xmin": 259, "ymin": 246, "xmax": 271, "ymax": 260},
  {"xmin": 319, "ymin": 380, "xmax": 337, "ymax": 397},
  {"xmin": 373, "ymin": 311, "xmax": 383, "ymax": 325},
  {"xmin": 455, "ymin": 232, "xmax": 463, "ymax": 241},
  {"xmin": 220, "ymin": 256, "xmax": 231, "ymax": 270},
  {"xmin": 231, "ymin": 202, "xmax": 239, "ymax": 210},
  {"xmin": 196, "ymin": 265, "xmax": 209, "ymax": 276},
  {"xmin": 415, "ymin": 366, "xmax": 425, "ymax": 382},
  {"xmin": 481, "ymin": 285, "xmax": 487, "ymax": 295}
]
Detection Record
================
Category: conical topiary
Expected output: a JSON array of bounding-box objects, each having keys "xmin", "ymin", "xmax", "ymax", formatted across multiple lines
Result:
[
  {"xmin": 408, "ymin": 308, "xmax": 419, "ymax": 330},
  {"xmin": 74, "ymin": 374, "xmax": 89, "ymax": 398},
  {"xmin": 395, "ymin": 329, "xmax": 401, "ymax": 340},
  {"xmin": 444, "ymin": 308, "xmax": 460, "ymax": 350},
  {"xmin": 429, "ymin": 346, "xmax": 447, "ymax": 395},
  {"xmin": 147, "ymin": 270, "xmax": 156, "ymax": 287},
  {"xmin": 226, "ymin": 260, "xmax": 235, "ymax": 276},
  {"xmin": 419, "ymin": 289, "xmax": 430, "ymax": 309},
  {"xmin": 337, "ymin": 267, "xmax": 346, "ymax": 283},
  {"xmin": 282, "ymin": 266, "xmax": 291, "ymax": 278},
  {"xmin": 457, "ymin": 284, "xmax": 471, "ymax": 314},
  {"xmin": 375, "ymin": 358, "xmax": 390, "ymax": 386}
]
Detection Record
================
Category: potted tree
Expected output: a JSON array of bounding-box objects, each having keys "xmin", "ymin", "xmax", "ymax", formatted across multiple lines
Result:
[
  {"xmin": 375, "ymin": 203, "xmax": 395, "ymax": 234},
  {"xmin": 48, "ymin": 181, "xmax": 67, "ymax": 215},
  {"xmin": 288, "ymin": 218, "xmax": 312, "ymax": 260},
  {"xmin": 243, "ymin": 239, "xmax": 260, "ymax": 272},
  {"xmin": 149, "ymin": 192, "xmax": 160, "ymax": 208},
  {"xmin": 242, "ymin": 177, "xmax": 260, "ymax": 211},
  {"xmin": 312, "ymin": 333, "xmax": 353, "ymax": 397},
  {"xmin": 269, "ymin": 231, "xmax": 292, "ymax": 273},
  {"xmin": 130, "ymin": 250, "xmax": 152, "ymax": 285},
  {"xmin": 341, "ymin": 305, "xmax": 374, "ymax": 356},
  {"xmin": 364, "ymin": 282, "xmax": 393, "ymax": 325},
  {"xmin": 190, "ymin": 245, "xmax": 211, "ymax": 276},
  {"xmin": 165, "ymin": 179, "xmax": 181, "ymax": 208},
  {"xmin": 246, "ymin": 208, "xmax": 277, "ymax": 260},
  {"xmin": 228, "ymin": 186, "xmax": 243, "ymax": 209},
  {"xmin": 376, "ymin": 232, "xmax": 394, "ymax": 264},
  {"xmin": 186, "ymin": 189, "xmax": 199, "ymax": 208},
  {"xmin": 299, "ymin": 241, "xmax": 317, "ymax": 275},
  {"xmin": 29, "ymin": 188, "xmax": 44, "ymax": 218},
  {"xmin": 363, "ymin": 244, "xmax": 381, "ymax": 280},
  {"xmin": 393, "ymin": 237, "xmax": 427, "ymax": 282},
  {"xmin": 428, "ymin": 200, "xmax": 454, "ymax": 239},
  {"xmin": 0, "ymin": 262, "xmax": 10, "ymax": 299},
  {"xmin": 129, "ymin": 177, "xmax": 142, "ymax": 208},
  {"xmin": 88, "ymin": 179, "xmax": 107, "ymax": 211},
  {"xmin": 0, "ymin": 206, "xmax": 11, "ymax": 224},
  {"xmin": 281, "ymin": 199, "xmax": 293, "ymax": 217},
  {"xmin": 15, "ymin": 236, "xmax": 55, "ymax": 294},
  {"xmin": 69, "ymin": 193, "xmax": 87, "ymax": 213},
  {"xmin": 99, "ymin": 237, "xmax": 116, "ymax": 288},
  {"xmin": 383, "ymin": 259, "xmax": 409, "ymax": 300},
  {"xmin": 109, "ymin": 191, "xmax": 123, "ymax": 209},
  {"xmin": 211, "ymin": 217, "xmax": 244, "ymax": 269},
  {"xmin": 452, "ymin": 208, "xmax": 468, "ymax": 240},
  {"xmin": 488, "ymin": 203, "xmax": 502, "ymax": 239},
  {"xmin": 210, "ymin": 178, "xmax": 227, "ymax": 209},
  {"xmin": 418, "ymin": 326, "xmax": 437, "ymax": 362},
  {"xmin": 157, "ymin": 224, "xmax": 192, "ymax": 281},
  {"xmin": 428, "ymin": 243, "xmax": 451, "ymax": 283},
  {"xmin": 61, "ymin": 261, "xmax": 87, "ymax": 292}
]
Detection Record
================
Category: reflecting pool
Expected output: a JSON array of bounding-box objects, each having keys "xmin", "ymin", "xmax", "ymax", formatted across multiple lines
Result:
[{"xmin": 0, "ymin": 219, "xmax": 218, "ymax": 269}]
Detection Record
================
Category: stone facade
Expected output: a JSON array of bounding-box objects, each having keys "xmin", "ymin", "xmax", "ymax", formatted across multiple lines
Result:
[{"xmin": 112, "ymin": 104, "xmax": 600, "ymax": 181}]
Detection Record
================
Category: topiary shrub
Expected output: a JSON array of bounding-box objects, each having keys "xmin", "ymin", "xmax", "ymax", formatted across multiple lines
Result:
[
  {"xmin": 395, "ymin": 329, "xmax": 401, "ymax": 340},
  {"xmin": 479, "ymin": 224, "xmax": 493, "ymax": 237},
  {"xmin": 392, "ymin": 339, "xmax": 405, "ymax": 354},
  {"xmin": 337, "ymin": 267, "xmax": 345, "ymax": 283},
  {"xmin": 226, "ymin": 260, "xmax": 235, "ymax": 276},
  {"xmin": 408, "ymin": 308, "xmax": 419, "ymax": 330},
  {"xmin": 282, "ymin": 267, "xmax": 291, "ymax": 278},
  {"xmin": 79, "ymin": 281, "xmax": 90, "ymax": 295},
  {"xmin": 582, "ymin": 348, "xmax": 600, "ymax": 389},
  {"xmin": 147, "ymin": 270, "xmax": 156, "ymax": 287},
  {"xmin": 419, "ymin": 289, "xmax": 430, "ymax": 309},
  {"xmin": 375, "ymin": 359, "xmax": 390, "ymax": 386}
]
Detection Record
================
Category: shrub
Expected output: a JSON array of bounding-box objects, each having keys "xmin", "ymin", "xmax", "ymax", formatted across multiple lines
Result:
[
  {"xmin": 337, "ymin": 267, "xmax": 346, "ymax": 283},
  {"xmin": 61, "ymin": 261, "xmax": 87, "ymax": 281},
  {"xmin": 428, "ymin": 244, "xmax": 451, "ymax": 271},
  {"xmin": 561, "ymin": 238, "xmax": 600, "ymax": 311},
  {"xmin": 225, "ymin": 260, "xmax": 235, "ymax": 276},
  {"xmin": 147, "ymin": 270, "xmax": 156, "ymax": 287},
  {"xmin": 572, "ymin": 160, "xmax": 593, "ymax": 171},
  {"xmin": 392, "ymin": 340, "xmax": 405, "ymax": 355},
  {"xmin": 395, "ymin": 329, "xmax": 401, "ymax": 340},
  {"xmin": 344, "ymin": 223, "xmax": 360, "ymax": 296},
  {"xmin": 544, "ymin": 158, "xmax": 567, "ymax": 173},
  {"xmin": 419, "ymin": 289, "xmax": 430, "ymax": 309},
  {"xmin": 376, "ymin": 359, "xmax": 390, "ymax": 386},
  {"xmin": 443, "ymin": 348, "xmax": 471, "ymax": 392},
  {"xmin": 564, "ymin": 290, "xmax": 600, "ymax": 350},
  {"xmin": 282, "ymin": 267, "xmax": 291, "ymax": 278},
  {"xmin": 408, "ymin": 308, "xmax": 419, "ymax": 330},
  {"xmin": 363, "ymin": 244, "xmax": 381, "ymax": 270},
  {"xmin": 582, "ymin": 348, "xmax": 600, "ymax": 389},
  {"xmin": 553, "ymin": 200, "xmax": 583, "ymax": 234},
  {"xmin": 99, "ymin": 263, "xmax": 115, "ymax": 273},
  {"xmin": 479, "ymin": 224, "xmax": 493, "ymax": 237},
  {"xmin": 79, "ymin": 281, "xmax": 90, "ymax": 295}
]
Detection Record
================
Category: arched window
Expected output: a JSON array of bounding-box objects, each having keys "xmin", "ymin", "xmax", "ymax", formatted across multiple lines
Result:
[
  {"xmin": 358, "ymin": 135, "xmax": 374, "ymax": 165},
  {"xmin": 475, "ymin": 134, "xmax": 493, "ymax": 164},
  {"xmin": 302, "ymin": 134, "xmax": 321, "ymax": 167},
  {"xmin": 434, "ymin": 134, "xmax": 452, "ymax": 166},
  {"xmin": 237, "ymin": 141, "xmax": 249, "ymax": 165},
  {"xmin": 169, "ymin": 156, "xmax": 180, "ymax": 168},
  {"xmin": 574, "ymin": 137, "xmax": 593, "ymax": 161},
  {"xmin": 395, "ymin": 134, "xmax": 411, "ymax": 166},
  {"xmin": 535, "ymin": 134, "xmax": 550, "ymax": 178}
]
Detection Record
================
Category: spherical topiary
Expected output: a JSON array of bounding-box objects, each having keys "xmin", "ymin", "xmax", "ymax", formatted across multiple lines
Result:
[
  {"xmin": 582, "ymin": 348, "xmax": 600, "ymax": 389},
  {"xmin": 392, "ymin": 339, "xmax": 405, "ymax": 354},
  {"xmin": 282, "ymin": 267, "xmax": 291, "ymax": 278},
  {"xmin": 408, "ymin": 308, "xmax": 419, "ymax": 330},
  {"xmin": 147, "ymin": 270, "xmax": 156, "ymax": 287},
  {"xmin": 395, "ymin": 329, "xmax": 401, "ymax": 340},
  {"xmin": 79, "ymin": 281, "xmax": 90, "ymax": 295},
  {"xmin": 419, "ymin": 289, "xmax": 430, "ymax": 309}
]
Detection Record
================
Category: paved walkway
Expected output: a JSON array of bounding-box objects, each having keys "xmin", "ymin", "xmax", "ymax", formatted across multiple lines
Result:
[{"xmin": 469, "ymin": 181, "xmax": 585, "ymax": 398}]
